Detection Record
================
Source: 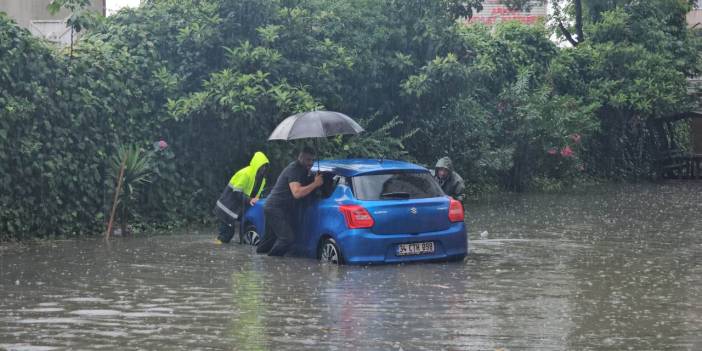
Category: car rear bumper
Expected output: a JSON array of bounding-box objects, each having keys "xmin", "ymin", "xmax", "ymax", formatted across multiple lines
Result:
[{"xmin": 336, "ymin": 223, "xmax": 468, "ymax": 265}]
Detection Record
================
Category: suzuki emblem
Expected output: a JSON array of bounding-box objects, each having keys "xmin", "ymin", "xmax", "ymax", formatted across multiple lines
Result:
[{"xmin": 410, "ymin": 207, "xmax": 417, "ymax": 214}]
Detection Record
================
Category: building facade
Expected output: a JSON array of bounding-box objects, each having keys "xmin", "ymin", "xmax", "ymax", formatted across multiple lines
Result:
[
  {"xmin": 0, "ymin": 0, "xmax": 105, "ymax": 45},
  {"xmin": 688, "ymin": 0, "xmax": 702, "ymax": 28},
  {"xmin": 468, "ymin": 0, "xmax": 547, "ymax": 25}
]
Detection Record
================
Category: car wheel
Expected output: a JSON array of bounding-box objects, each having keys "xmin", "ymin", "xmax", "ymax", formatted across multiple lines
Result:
[
  {"xmin": 318, "ymin": 237, "xmax": 343, "ymax": 265},
  {"xmin": 240, "ymin": 224, "xmax": 260, "ymax": 246}
]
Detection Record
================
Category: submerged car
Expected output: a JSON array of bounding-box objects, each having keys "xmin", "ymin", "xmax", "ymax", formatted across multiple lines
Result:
[{"xmin": 241, "ymin": 159, "xmax": 468, "ymax": 265}]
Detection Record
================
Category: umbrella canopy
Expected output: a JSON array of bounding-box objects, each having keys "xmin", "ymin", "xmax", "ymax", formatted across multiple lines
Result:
[{"xmin": 268, "ymin": 111, "xmax": 364, "ymax": 141}]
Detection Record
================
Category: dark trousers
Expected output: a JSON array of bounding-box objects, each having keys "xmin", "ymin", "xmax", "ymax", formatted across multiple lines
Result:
[
  {"xmin": 217, "ymin": 222, "xmax": 238, "ymax": 243},
  {"xmin": 256, "ymin": 207, "xmax": 295, "ymax": 256},
  {"xmin": 216, "ymin": 202, "xmax": 248, "ymax": 243}
]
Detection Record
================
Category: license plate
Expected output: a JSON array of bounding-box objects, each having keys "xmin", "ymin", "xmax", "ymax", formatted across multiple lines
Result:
[{"xmin": 397, "ymin": 241, "xmax": 435, "ymax": 256}]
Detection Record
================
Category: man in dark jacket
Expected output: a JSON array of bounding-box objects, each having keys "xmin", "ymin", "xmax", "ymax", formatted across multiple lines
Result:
[
  {"xmin": 256, "ymin": 146, "xmax": 323, "ymax": 256},
  {"xmin": 214, "ymin": 151, "xmax": 269, "ymax": 244},
  {"xmin": 431, "ymin": 156, "xmax": 465, "ymax": 202}
]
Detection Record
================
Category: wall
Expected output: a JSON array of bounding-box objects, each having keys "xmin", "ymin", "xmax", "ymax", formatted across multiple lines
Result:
[
  {"xmin": 468, "ymin": 0, "xmax": 547, "ymax": 25},
  {"xmin": 0, "ymin": 0, "xmax": 105, "ymax": 44},
  {"xmin": 687, "ymin": 8, "xmax": 702, "ymax": 28}
]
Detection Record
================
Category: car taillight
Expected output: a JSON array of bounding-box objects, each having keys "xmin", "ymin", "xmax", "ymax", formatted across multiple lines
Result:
[
  {"xmin": 339, "ymin": 205, "xmax": 374, "ymax": 229},
  {"xmin": 448, "ymin": 198, "xmax": 464, "ymax": 222}
]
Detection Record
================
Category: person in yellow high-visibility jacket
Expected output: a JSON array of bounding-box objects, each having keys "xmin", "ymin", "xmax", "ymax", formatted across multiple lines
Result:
[{"xmin": 214, "ymin": 151, "xmax": 269, "ymax": 244}]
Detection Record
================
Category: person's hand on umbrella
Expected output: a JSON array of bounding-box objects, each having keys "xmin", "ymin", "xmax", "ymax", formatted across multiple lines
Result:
[{"xmin": 313, "ymin": 173, "xmax": 324, "ymax": 188}]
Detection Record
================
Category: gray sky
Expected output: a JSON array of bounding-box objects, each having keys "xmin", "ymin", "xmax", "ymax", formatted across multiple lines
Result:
[{"xmin": 106, "ymin": 0, "xmax": 140, "ymax": 16}]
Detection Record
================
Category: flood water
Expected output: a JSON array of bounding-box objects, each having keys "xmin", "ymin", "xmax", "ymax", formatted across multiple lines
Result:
[{"xmin": 1, "ymin": 182, "xmax": 701, "ymax": 350}]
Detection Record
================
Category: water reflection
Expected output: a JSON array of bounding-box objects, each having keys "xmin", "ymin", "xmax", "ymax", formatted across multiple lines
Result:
[
  {"xmin": 229, "ymin": 268, "xmax": 267, "ymax": 350},
  {"xmin": 1, "ymin": 183, "xmax": 701, "ymax": 350}
]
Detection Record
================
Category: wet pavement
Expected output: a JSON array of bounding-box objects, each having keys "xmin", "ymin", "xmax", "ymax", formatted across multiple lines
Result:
[{"xmin": 1, "ymin": 182, "xmax": 701, "ymax": 350}]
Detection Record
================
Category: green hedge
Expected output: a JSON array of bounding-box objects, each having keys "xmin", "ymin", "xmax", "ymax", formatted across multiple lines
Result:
[{"xmin": 1, "ymin": 0, "xmax": 699, "ymax": 239}]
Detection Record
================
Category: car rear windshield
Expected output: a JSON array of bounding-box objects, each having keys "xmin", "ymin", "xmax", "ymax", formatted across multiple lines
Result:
[{"xmin": 351, "ymin": 171, "xmax": 444, "ymax": 200}]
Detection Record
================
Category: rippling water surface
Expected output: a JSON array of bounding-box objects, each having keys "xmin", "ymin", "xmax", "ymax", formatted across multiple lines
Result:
[{"xmin": 1, "ymin": 183, "xmax": 701, "ymax": 350}]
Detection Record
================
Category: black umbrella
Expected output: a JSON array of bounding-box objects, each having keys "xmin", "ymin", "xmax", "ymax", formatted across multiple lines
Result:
[
  {"xmin": 268, "ymin": 110, "xmax": 364, "ymax": 170},
  {"xmin": 268, "ymin": 111, "xmax": 364, "ymax": 141}
]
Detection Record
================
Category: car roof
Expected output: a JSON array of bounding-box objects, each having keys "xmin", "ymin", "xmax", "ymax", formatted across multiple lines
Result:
[{"xmin": 312, "ymin": 158, "xmax": 429, "ymax": 177}]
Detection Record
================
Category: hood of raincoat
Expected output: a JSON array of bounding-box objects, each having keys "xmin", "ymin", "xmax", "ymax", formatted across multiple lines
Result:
[
  {"xmin": 229, "ymin": 151, "xmax": 270, "ymax": 197},
  {"xmin": 435, "ymin": 157, "xmax": 453, "ymax": 173}
]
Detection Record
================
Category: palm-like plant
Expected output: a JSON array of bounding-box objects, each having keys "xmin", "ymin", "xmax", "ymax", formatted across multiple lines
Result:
[{"xmin": 109, "ymin": 144, "xmax": 154, "ymax": 236}]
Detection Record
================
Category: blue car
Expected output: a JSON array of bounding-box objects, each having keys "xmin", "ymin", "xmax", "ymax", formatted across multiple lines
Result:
[{"xmin": 241, "ymin": 159, "xmax": 468, "ymax": 265}]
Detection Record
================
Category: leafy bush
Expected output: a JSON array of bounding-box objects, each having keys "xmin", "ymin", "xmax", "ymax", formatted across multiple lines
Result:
[{"xmin": 1, "ymin": 0, "xmax": 699, "ymax": 239}]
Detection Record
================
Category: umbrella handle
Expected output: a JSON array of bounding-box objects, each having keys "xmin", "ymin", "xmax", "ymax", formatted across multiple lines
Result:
[{"xmin": 315, "ymin": 138, "xmax": 320, "ymax": 171}]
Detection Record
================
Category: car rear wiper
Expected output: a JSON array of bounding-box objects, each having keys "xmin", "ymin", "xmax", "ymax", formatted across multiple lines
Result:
[{"xmin": 380, "ymin": 192, "xmax": 410, "ymax": 199}]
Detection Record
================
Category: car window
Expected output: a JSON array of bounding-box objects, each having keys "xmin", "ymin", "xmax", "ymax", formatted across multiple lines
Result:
[
  {"xmin": 318, "ymin": 172, "xmax": 339, "ymax": 198},
  {"xmin": 333, "ymin": 174, "xmax": 348, "ymax": 187},
  {"xmin": 351, "ymin": 172, "xmax": 444, "ymax": 200}
]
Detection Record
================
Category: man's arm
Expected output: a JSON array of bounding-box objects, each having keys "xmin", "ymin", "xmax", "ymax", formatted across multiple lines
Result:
[
  {"xmin": 288, "ymin": 174, "xmax": 324, "ymax": 199},
  {"xmin": 289, "ymin": 174, "xmax": 323, "ymax": 199},
  {"xmin": 453, "ymin": 176, "xmax": 466, "ymax": 202}
]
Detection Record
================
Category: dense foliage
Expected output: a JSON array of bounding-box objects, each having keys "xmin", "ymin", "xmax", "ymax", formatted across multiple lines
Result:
[{"xmin": 1, "ymin": 0, "xmax": 699, "ymax": 239}]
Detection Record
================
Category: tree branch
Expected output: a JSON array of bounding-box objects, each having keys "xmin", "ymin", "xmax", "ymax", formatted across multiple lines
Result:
[
  {"xmin": 558, "ymin": 20, "xmax": 579, "ymax": 46},
  {"xmin": 574, "ymin": 0, "xmax": 584, "ymax": 42}
]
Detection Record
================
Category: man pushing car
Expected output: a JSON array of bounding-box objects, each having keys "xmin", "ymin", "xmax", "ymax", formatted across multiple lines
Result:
[
  {"xmin": 432, "ymin": 156, "xmax": 465, "ymax": 203},
  {"xmin": 256, "ymin": 146, "xmax": 324, "ymax": 256}
]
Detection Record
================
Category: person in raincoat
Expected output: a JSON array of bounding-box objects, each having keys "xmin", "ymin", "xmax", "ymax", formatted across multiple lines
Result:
[
  {"xmin": 431, "ymin": 156, "xmax": 465, "ymax": 203},
  {"xmin": 214, "ymin": 151, "xmax": 270, "ymax": 244}
]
